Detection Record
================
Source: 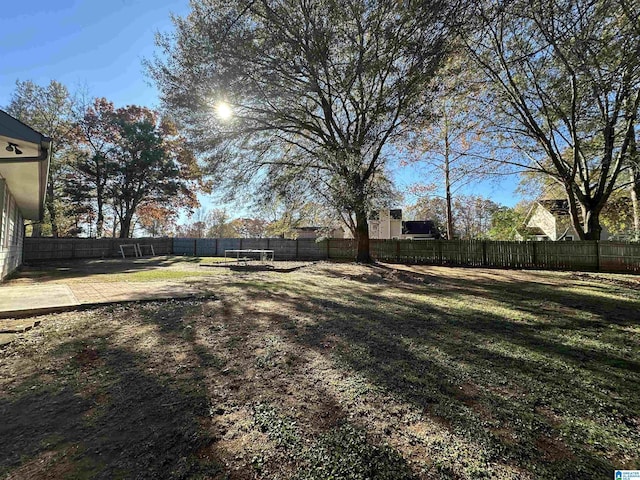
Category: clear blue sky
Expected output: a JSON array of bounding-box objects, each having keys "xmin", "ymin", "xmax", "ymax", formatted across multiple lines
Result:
[
  {"xmin": 0, "ymin": 0, "xmax": 190, "ymax": 109},
  {"xmin": 0, "ymin": 0, "xmax": 521, "ymax": 217}
]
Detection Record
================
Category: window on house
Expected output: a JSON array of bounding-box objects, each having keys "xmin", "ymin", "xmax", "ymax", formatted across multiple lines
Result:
[{"xmin": 564, "ymin": 236, "xmax": 573, "ymax": 241}]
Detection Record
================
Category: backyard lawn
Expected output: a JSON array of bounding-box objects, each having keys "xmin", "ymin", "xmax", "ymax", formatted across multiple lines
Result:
[{"xmin": 1, "ymin": 261, "xmax": 639, "ymax": 479}]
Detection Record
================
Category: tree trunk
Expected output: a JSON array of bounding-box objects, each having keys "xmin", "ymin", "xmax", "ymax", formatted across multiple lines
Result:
[
  {"xmin": 96, "ymin": 191, "xmax": 104, "ymax": 238},
  {"xmin": 444, "ymin": 116, "xmax": 454, "ymax": 240},
  {"xmin": 566, "ymin": 192, "xmax": 605, "ymax": 241},
  {"xmin": 626, "ymin": 128, "xmax": 640, "ymax": 241},
  {"xmin": 631, "ymin": 168, "xmax": 640, "ymax": 241},
  {"xmin": 46, "ymin": 179, "xmax": 58, "ymax": 237},
  {"xmin": 119, "ymin": 213, "xmax": 134, "ymax": 238},
  {"xmin": 31, "ymin": 223, "xmax": 42, "ymax": 237},
  {"xmin": 96, "ymin": 212, "xmax": 104, "ymax": 238},
  {"xmin": 354, "ymin": 207, "xmax": 372, "ymax": 263},
  {"xmin": 583, "ymin": 208, "xmax": 603, "ymax": 241},
  {"xmin": 445, "ymin": 163, "xmax": 454, "ymax": 240}
]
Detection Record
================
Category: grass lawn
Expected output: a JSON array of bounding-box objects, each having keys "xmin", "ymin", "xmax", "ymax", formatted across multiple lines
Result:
[
  {"xmin": 1, "ymin": 262, "xmax": 639, "ymax": 479},
  {"xmin": 6, "ymin": 256, "xmax": 232, "ymax": 284}
]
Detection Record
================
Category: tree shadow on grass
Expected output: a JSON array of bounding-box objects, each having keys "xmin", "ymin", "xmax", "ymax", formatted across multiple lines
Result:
[
  {"xmin": 4, "ymin": 265, "xmax": 639, "ymax": 479},
  {"xmin": 0, "ymin": 335, "xmax": 224, "ymax": 479},
  {"xmin": 369, "ymin": 263, "xmax": 640, "ymax": 327},
  {"xmin": 261, "ymin": 270, "xmax": 640, "ymax": 478},
  {"xmin": 12, "ymin": 256, "xmax": 201, "ymax": 283}
]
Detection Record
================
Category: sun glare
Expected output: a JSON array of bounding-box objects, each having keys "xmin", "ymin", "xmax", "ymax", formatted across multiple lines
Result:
[{"xmin": 215, "ymin": 102, "xmax": 233, "ymax": 120}]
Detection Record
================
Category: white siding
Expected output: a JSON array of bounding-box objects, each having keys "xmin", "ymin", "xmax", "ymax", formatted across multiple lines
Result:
[
  {"xmin": 369, "ymin": 210, "xmax": 403, "ymax": 239},
  {"xmin": 527, "ymin": 205, "xmax": 557, "ymax": 240},
  {"xmin": 0, "ymin": 178, "xmax": 24, "ymax": 281}
]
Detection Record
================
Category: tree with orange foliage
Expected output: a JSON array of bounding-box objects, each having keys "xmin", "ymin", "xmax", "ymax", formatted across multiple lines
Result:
[{"xmin": 72, "ymin": 101, "xmax": 208, "ymax": 238}]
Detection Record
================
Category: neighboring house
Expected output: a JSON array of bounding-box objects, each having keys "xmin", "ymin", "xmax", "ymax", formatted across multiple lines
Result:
[
  {"xmin": 402, "ymin": 220, "xmax": 441, "ymax": 240},
  {"xmin": 369, "ymin": 209, "xmax": 441, "ymax": 240},
  {"xmin": 0, "ymin": 110, "xmax": 51, "ymax": 281},
  {"xmin": 369, "ymin": 209, "xmax": 403, "ymax": 239},
  {"xmin": 516, "ymin": 199, "xmax": 609, "ymax": 241},
  {"xmin": 292, "ymin": 226, "xmax": 352, "ymax": 239},
  {"xmin": 292, "ymin": 226, "xmax": 323, "ymax": 239}
]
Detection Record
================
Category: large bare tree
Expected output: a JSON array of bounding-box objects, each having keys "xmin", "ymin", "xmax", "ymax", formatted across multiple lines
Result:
[
  {"xmin": 464, "ymin": 0, "xmax": 640, "ymax": 240},
  {"xmin": 150, "ymin": 0, "xmax": 465, "ymax": 261}
]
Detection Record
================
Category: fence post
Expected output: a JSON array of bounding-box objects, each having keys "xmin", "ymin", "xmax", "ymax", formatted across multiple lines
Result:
[
  {"xmin": 595, "ymin": 241, "xmax": 600, "ymax": 272},
  {"xmin": 326, "ymin": 239, "xmax": 331, "ymax": 259},
  {"xmin": 531, "ymin": 241, "xmax": 538, "ymax": 268},
  {"xmin": 396, "ymin": 239, "xmax": 400, "ymax": 263},
  {"xmin": 482, "ymin": 241, "xmax": 487, "ymax": 266},
  {"xmin": 239, "ymin": 237, "xmax": 243, "ymax": 251},
  {"xmin": 437, "ymin": 240, "xmax": 443, "ymax": 265},
  {"xmin": 295, "ymin": 239, "xmax": 299, "ymax": 260}
]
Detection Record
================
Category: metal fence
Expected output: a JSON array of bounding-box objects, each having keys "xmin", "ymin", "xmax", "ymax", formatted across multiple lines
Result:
[{"xmin": 21, "ymin": 237, "xmax": 640, "ymax": 273}]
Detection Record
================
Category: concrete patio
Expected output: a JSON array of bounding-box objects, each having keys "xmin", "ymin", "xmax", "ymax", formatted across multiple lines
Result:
[{"xmin": 0, "ymin": 277, "xmax": 213, "ymax": 346}]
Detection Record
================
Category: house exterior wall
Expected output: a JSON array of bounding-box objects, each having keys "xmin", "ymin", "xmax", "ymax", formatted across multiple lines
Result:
[
  {"xmin": 296, "ymin": 230, "xmax": 319, "ymax": 239},
  {"xmin": 527, "ymin": 205, "xmax": 557, "ymax": 240},
  {"xmin": 390, "ymin": 220, "xmax": 402, "ymax": 238},
  {"xmin": 369, "ymin": 210, "xmax": 403, "ymax": 239},
  {"xmin": 0, "ymin": 178, "xmax": 24, "ymax": 281},
  {"xmin": 330, "ymin": 227, "xmax": 352, "ymax": 239},
  {"xmin": 369, "ymin": 220, "xmax": 381, "ymax": 239}
]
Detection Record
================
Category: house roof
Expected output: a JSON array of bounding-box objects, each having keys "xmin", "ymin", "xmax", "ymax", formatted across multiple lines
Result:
[
  {"xmin": 0, "ymin": 110, "xmax": 51, "ymax": 220},
  {"xmin": 538, "ymin": 199, "xmax": 570, "ymax": 215},
  {"xmin": 517, "ymin": 226, "xmax": 546, "ymax": 236}
]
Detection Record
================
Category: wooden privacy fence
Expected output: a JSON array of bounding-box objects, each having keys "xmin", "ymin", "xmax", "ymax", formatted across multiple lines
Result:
[
  {"xmin": 368, "ymin": 239, "xmax": 640, "ymax": 273},
  {"xmin": 174, "ymin": 237, "xmax": 640, "ymax": 273},
  {"xmin": 22, "ymin": 237, "xmax": 640, "ymax": 273},
  {"xmin": 23, "ymin": 237, "xmax": 172, "ymax": 261},
  {"xmin": 173, "ymin": 237, "xmax": 328, "ymax": 260}
]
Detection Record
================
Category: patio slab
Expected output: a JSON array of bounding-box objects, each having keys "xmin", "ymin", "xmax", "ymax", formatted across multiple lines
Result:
[
  {"xmin": 0, "ymin": 284, "xmax": 79, "ymax": 319},
  {"xmin": 67, "ymin": 281, "xmax": 208, "ymax": 305},
  {"xmin": 0, "ymin": 280, "xmax": 210, "ymax": 320}
]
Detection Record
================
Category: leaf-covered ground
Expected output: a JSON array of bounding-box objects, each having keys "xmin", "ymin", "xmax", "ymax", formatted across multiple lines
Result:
[{"xmin": 1, "ymin": 262, "xmax": 639, "ymax": 479}]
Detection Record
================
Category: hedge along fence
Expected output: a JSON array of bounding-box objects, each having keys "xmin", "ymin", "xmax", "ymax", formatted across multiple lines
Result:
[
  {"xmin": 23, "ymin": 237, "xmax": 173, "ymax": 261},
  {"xmin": 22, "ymin": 236, "xmax": 640, "ymax": 273}
]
